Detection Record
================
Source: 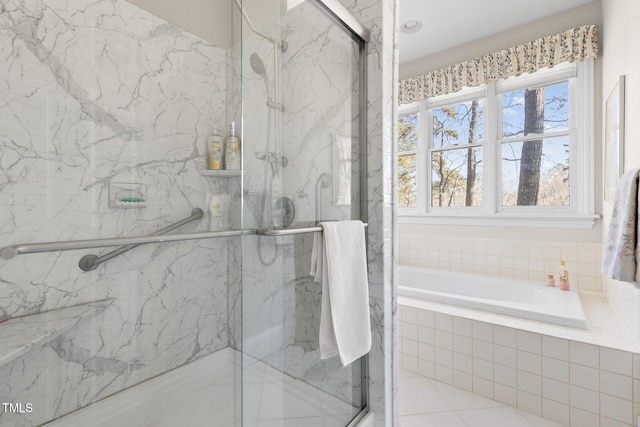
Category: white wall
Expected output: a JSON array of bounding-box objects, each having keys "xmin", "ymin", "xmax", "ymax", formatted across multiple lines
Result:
[
  {"xmin": 600, "ymin": 0, "xmax": 640, "ymax": 356},
  {"xmin": 400, "ymin": 2, "xmax": 602, "ymax": 79}
]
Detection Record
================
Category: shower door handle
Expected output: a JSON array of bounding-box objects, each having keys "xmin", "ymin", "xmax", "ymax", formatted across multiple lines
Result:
[{"xmin": 256, "ymin": 223, "xmax": 367, "ymax": 236}]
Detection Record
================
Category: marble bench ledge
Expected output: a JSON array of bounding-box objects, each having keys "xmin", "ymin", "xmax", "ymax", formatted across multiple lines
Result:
[{"xmin": 0, "ymin": 300, "xmax": 114, "ymax": 367}]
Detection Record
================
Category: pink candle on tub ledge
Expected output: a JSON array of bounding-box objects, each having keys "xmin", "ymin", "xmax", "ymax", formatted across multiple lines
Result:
[
  {"xmin": 545, "ymin": 274, "xmax": 555, "ymax": 287},
  {"xmin": 559, "ymin": 279, "xmax": 570, "ymax": 291}
]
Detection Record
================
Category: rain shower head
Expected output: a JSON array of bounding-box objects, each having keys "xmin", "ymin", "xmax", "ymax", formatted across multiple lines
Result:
[{"xmin": 250, "ymin": 53, "xmax": 271, "ymax": 99}]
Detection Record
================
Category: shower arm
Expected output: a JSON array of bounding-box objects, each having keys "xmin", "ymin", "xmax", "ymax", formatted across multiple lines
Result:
[{"xmin": 232, "ymin": 0, "xmax": 287, "ymax": 52}]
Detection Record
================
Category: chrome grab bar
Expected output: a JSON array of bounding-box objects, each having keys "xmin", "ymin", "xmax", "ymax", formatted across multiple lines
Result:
[
  {"xmin": 0, "ymin": 230, "xmax": 249, "ymax": 261},
  {"xmin": 0, "ymin": 220, "xmax": 367, "ymax": 264},
  {"xmin": 0, "ymin": 208, "xmax": 211, "ymax": 262},
  {"xmin": 78, "ymin": 208, "xmax": 205, "ymax": 271}
]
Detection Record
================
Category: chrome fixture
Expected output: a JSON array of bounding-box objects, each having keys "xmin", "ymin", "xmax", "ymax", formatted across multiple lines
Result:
[
  {"xmin": 232, "ymin": 0, "xmax": 288, "ymax": 52},
  {"xmin": 255, "ymin": 151, "xmax": 288, "ymax": 167},
  {"xmin": 78, "ymin": 208, "xmax": 204, "ymax": 272},
  {"xmin": 1, "ymin": 221, "xmax": 368, "ymax": 260},
  {"xmin": 315, "ymin": 173, "xmax": 332, "ymax": 224},
  {"xmin": 250, "ymin": 53, "xmax": 272, "ymax": 100}
]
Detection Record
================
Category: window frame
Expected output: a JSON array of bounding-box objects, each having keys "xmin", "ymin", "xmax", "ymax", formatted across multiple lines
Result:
[
  {"xmin": 397, "ymin": 107, "xmax": 421, "ymax": 213},
  {"xmin": 427, "ymin": 85, "xmax": 487, "ymax": 215},
  {"xmin": 398, "ymin": 61, "xmax": 598, "ymax": 228}
]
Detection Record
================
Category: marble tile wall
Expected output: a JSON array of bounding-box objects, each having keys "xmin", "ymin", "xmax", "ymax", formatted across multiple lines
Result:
[{"xmin": 0, "ymin": 0, "xmax": 233, "ymax": 425}]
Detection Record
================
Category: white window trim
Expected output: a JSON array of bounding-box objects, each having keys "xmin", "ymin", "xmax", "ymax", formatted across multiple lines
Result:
[{"xmin": 398, "ymin": 61, "xmax": 598, "ymax": 228}]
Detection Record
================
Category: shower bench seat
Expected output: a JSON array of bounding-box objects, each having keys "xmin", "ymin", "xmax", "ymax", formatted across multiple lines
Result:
[{"xmin": 0, "ymin": 300, "xmax": 113, "ymax": 366}]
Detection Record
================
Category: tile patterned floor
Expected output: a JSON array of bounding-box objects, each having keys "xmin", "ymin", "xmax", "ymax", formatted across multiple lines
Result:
[{"xmin": 399, "ymin": 369, "xmax": 565, "ymax": 427}]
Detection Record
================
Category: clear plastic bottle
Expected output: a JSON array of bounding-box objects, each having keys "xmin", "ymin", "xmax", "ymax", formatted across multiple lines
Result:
[
  {"xmin": 207, "ymin": 129, "xmax": 223, "ymax": 170},
  {"xmin": 225, "ymin": 121, "xmax": 241, "ymax": 170},
  {"xmin": 559, "ymin": 260, "xmax": 570, "ymax": 291}
]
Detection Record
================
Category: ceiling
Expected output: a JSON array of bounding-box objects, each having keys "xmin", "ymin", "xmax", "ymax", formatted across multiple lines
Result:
[{"xmin": 399, "ymin": 0, "xmax": 597, "ymax": 64}]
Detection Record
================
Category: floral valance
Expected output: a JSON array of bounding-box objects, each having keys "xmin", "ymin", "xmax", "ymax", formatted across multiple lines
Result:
[{"xmin": 399, "ymin": 25, "xmax": 599, "ymax": 104}]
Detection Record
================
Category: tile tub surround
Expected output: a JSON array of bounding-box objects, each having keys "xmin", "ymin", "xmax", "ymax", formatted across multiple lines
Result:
[
  {"xmin": 399, "ymin": 305, "xmax": 640, "ymax": 427},
  {"xmin": 0, "ymin": 0, "xmax": 233, "ymax": 425},
  {"xmin": 399, "ymin": 236, "xmax": 603, "ymax": 292}
]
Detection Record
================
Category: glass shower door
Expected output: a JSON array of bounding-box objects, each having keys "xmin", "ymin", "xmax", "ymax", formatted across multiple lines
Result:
[{"xmin": 241, "ymin": 1, "xmax": 367, "ymax": 425}]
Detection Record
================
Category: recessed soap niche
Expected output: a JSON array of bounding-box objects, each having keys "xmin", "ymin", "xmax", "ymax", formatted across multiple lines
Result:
[{"xmin": 108, "ymin": 182, "xmax": 147, "ymax": 208}]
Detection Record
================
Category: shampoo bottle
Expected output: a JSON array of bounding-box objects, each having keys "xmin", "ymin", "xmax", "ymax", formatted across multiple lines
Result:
[
  {"xmin": 208, "ymin": 193, "xmax": 227, "ymax": 231},
  {"xmin": 225, "ymin": 121, "xmax": 240, "ymax": 170},
  {"xmin": 559, "ymin": 260, "xmax": 570, "ymax": 291},
  {"xmin": 207, "ymin": 129, "xmax": 224, "ymax": 170}
]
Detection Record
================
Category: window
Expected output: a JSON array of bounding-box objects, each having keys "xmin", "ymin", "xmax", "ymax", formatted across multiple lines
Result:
[
  {"xmin": 430, "ymin": 96, "xmax": 484, "ymax": 209},
  {"xmin": 398, "ymin": 112, "xmax": 418, "ymax": 208},
  {"xmin": 397, "ymin": 62, "xmax": 596, "ymax": 228}
]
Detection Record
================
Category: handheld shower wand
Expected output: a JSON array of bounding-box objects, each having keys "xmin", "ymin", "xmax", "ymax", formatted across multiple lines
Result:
[{"xmin": 250, "ymin": 53, "xmax": 272, "ymax": 101}]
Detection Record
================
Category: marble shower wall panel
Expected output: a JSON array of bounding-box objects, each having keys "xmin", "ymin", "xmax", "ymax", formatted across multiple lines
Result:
[
  {"xmin": 280, "ymin": 1, "xmax": 360, "ymax": 224},
  {"xmin": 0, "ymin": 0, "xmax": 229, "ymax": 316},
  {"xmin": 240, "ymin": 33, "xmax": 280, "ymax": 230},
  {"xmin": 240, "ymin": 234, "xmax": 286, "ymax": 369},
  {"xmin": 277, "ymin": 0, "xmax": 362, "ymax": 400},
  {"xmin": 0, "ymin": 0, "xmax": 232, "ymax": 424},
  {"xmin": 236, "ymin": 29, "xmax": 284, "ymax": 361},
  {"xmin": 225, "ymin": 40, "xmax": 242, "ymax": 351}
]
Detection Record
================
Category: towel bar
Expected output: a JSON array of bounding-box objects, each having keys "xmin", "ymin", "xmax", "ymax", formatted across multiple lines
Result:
[{"xmin": 256, "ymin": 223, "xmax": 368, "ymax": 236}]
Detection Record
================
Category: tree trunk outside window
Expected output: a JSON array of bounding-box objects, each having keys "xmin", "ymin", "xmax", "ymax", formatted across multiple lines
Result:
[
  {"xmin": 465, "ymin": 100, "xmax": 479, "ymax": 206},
  {"xmin": 517, "ymin": 88, "xmax": 545, "ymax": 205}
]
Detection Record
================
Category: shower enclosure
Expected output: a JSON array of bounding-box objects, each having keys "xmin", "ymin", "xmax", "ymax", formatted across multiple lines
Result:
[{"xmin": 0, "ymin": 0, "xmax": 369, "ymax": 426}]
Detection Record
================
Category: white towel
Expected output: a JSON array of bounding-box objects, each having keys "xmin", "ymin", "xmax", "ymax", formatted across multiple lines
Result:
[
  {"xmin": 310, "ymin": 220, "xmax": 371, "ymax": 366},
  {"xmin": 602, "ymin": 168, "xmax": 640, "ymax": 285}
]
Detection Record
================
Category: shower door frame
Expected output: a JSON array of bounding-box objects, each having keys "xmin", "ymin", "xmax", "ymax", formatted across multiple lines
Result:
[{"xmin": 312, "ymin": 1, "xmax": 370, "ymax": 426}]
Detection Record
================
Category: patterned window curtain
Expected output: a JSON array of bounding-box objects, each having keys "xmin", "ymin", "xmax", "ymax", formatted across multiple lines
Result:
[{"xmin": 398, "ymin": 25, "xmax": 599, "ymax": 104}]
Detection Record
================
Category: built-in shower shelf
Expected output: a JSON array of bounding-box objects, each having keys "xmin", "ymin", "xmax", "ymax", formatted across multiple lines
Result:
[
  {"xmin": 0, "ymin": 300, "xmax": 114, "ymax": 367},
  {"xmin": 197, "ymin": 169, "xmax": 242, "ymax": 177}
]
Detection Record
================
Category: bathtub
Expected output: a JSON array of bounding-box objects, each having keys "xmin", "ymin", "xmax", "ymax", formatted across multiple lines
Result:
[{"xmin": 398, "ymin": 266, "xmax": 588, "ymax": 329}]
